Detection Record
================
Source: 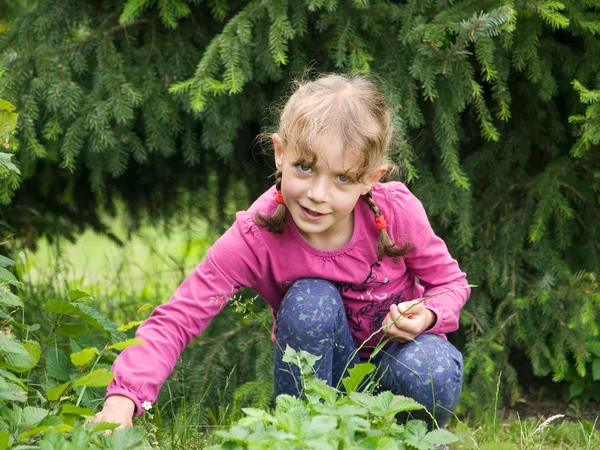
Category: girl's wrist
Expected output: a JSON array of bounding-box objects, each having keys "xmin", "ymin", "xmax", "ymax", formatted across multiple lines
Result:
[
  {"xmin": 104, "ymin": 394, "xmax": 136, "ymax": 416},
  {"xmin": 425, "ymin": 309, "xmax": 437, "ymax": 330}
]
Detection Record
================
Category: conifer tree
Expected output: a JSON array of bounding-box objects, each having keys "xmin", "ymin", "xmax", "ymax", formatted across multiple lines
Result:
[{"xmin": 1, "ymin": 0, "xmax": 599, "ymax": 407}]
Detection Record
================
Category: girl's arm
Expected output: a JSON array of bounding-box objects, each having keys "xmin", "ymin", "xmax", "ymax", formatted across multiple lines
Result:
[
  {"xmin": 101, "ymin": 214, "xmax": 268, "ymax": 418},
  {"xmin": 391, "ymin": 184, "xmax": 471, "ymax": 336}
]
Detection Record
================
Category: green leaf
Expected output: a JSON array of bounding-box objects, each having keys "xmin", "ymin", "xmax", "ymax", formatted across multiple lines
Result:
[
  {"xmin": 0, "ymin": 334, "xmax": 35, "ymax": 370},
  {"xmin": 282, "ymin": 345, "xmax": 321, "ymax": 375},
  {"xmin": 107, "ymin": 338, "xmax": 145, "ymax": 351},
  {"xmin": 18, "ymin": 425, "xmax": 52, "ymax": 441},
  {"xmin": 46, "ymin": 381, "xmax": 71, "ymax": 401},
  {"xmin": 45, "ymin": 346, "xmax": 73, "ymax": 381},
  {"xmin": 73, "ymin": 368, "xmax": 114, "ymax": 387},
  {"xmin": 312, "ymin": 401, "xmax": 367, "ymax": 417},
  {"xmin": 61, "ymin": 403, "xmax": 95, "ymax": 416},
  {"xmin": 0, "ymin": 377, "xmax": 27, "ymax": 402},
  {"xmin": 89, "ymin": 422, "xmax": 120, "ymax": 433},
  {"xmin": 0, "ymin": 268, "xmax": 19, "ymax": 286},
  {"xmin": 348, "ymin": 391, "xmax": 375, "ymax": 411},
  {"xmin": 20, "ymin": 407, "xmax": 49, "ymax": 426},
  {"xmin": 404, "ymin": 420, "xmax": 430, "ymax": 449},
  {"xmin": 423, "ymin": 429, "xmax": 458, "ymax": 445},
  {"xmin": 20, "ymin": 424, "xmax": 74, "ymax": 442},
  {"xmin": 0, "ymin": 100, "xmax": 15, "ymax": 112},
  {"xmin": 117, "ymin": 320, "xmax": 144, "ymax": 332},
  {"xmin": 0, "ymin": 368, "xmax": 27, "ymax": 390},
  {"xmin": 68, "ymin": 290, "xmax": 91, "ymax": 301},
  {"xmin": 275, "ymin": 394, "xmax": 303, "ymax": 412},
  {"xmin": 241, "ymin": 407, "xmax": 276, "ymax": 424},
  {"xmin": 98, "ymin": 426, "xmax": 146, "ymax": 448},
  {"xmin": 6, "ymin": 340, "xmax": 41, "ymax": 373},
  {"xmin": 43, "ymin": 300, "xmax": 120, "ymax": 339},
  {"xmin": 70, "ymin": 347, "xmax": 99, "ymax": 366},
  {"xmin": 56, "ymin": 323, "xmax": 89, "ymax": 338},
  {"xmin": 0, "ymin": 431, "xmax": 9, "ymax": 450},
  {"xmin": 304, "ymin": 377, "xmax": 339, "ymax": 404},
  {"xmin": 0, "ymin": 255, "xmax": 14, "ymax": 268},
  {"xmin": 372, "ymin": 391, "xmax": 423, "ymax": 417},
  {"xmin": 341, "ymin": 362, "xmax": 375, "ymax": 393},
  {"xmin": 0, "ymin": 289, "xmax": 23, "ymax": 308}
]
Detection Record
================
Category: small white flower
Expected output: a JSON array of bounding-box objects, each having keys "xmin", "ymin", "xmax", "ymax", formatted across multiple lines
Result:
[{"xmin": 142, "ymin": 401, "xmax": 152, "ymax": 411}]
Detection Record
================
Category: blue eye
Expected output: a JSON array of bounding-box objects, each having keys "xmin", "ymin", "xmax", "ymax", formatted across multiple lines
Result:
[
  {"xmin": 297, "ymin": 164, "xmax": 311, "ymax": 172},
  {"xmin": 337, "ymin": 174, "xmax": 351, "ymax": 183}
]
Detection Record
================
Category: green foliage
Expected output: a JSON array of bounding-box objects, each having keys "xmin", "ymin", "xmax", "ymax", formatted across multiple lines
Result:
[
  {"xmin": 0, "ymin": 255, "xmax": 152, "ymax": 448},
  {"xmin": 0, "ymin": 70, "xmax": 20, "ymax": 205},
  {"xmin": 209, "ymin": 346, "xmax": 457, "ymax": 450},
  {"xmin": 0, "ymin": 0, "xmax": 599, "ymax": 413},
  {"xmin": 570, "ymin": 81, "xmax": 600, "ymax": 157}
]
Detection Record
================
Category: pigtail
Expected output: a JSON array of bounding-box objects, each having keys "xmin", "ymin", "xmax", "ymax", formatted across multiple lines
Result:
[
  {"xmin": 254, "ymin": 172, "xmax": 287, "ymax": 234},
  {"xmin": 364, "ymin": 191, "xmax": 409, "ymax": 259}
]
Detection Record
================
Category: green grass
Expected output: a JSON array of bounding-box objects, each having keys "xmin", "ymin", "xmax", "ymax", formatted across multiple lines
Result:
[{"xmin": 21, "ymin": 215, "xmax": 211, "ymax": 294}]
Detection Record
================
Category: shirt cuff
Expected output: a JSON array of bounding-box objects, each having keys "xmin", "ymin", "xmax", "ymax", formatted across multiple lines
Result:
[{"xmin": 423, "ymin": 304, "xmax": 447, "ymax": 336}]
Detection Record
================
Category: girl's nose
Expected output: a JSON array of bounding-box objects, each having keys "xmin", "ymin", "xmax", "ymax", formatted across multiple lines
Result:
[{"xmin": 307, "ymin": 178, "xmax": 329, "ymax": 203}]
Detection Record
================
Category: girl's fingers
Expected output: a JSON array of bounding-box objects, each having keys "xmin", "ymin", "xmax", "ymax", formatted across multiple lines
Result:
[
  {"xmin": 384, "ymin": 307, "xmax": 410, "ymax": 341},
  {"xmin": 389, "ymin": 304, "xmax": 424, "ymax": 337}
]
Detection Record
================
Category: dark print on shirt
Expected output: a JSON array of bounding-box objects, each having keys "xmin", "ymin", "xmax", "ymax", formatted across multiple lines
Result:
[
  {"xmin": 332, "ymin": 259, "xmax": 408, "ymax": 336},
  {"xmin": 333, "ymin": 260, "xmax": 390, "ymax": 293},
  {"xmin": 351, "ymin": 292, "xmax": 408, "ymax": 335}
]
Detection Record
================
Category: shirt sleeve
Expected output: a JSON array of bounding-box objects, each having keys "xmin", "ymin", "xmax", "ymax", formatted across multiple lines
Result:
[
  {"xmin": 390, "ymin": 184, "xmax": 471, "ymax": 336},
  {"xmin": 105, "ymin": 214, "xmax": 268, "ymax": 416}
]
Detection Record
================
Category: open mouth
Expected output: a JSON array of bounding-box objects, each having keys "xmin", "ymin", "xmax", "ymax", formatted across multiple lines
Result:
[{"xmin": 301, "ymin": 205, "xmax": 326, "ymax": 218}]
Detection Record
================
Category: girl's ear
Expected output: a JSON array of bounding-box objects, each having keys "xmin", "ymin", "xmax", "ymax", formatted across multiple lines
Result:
[
  {"xmin": 361, "ymin": 165, "xmax": 388, "ymax": 195},
  {"xmin": 273, "ymin": 134, "xmax": 284, "ymax": 171}
]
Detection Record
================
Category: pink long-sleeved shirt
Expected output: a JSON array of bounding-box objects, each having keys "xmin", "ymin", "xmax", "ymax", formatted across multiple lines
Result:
[{"xmin": 107, "ymin": 182, "xmax": 470, "ymax": 415}]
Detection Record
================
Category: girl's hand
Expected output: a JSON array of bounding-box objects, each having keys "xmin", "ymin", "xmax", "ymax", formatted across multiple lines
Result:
[
  {"xmin": 90, "ymin": 395, "xmax": 135, "ymax": 434},
  {"xmin": 382, "ymin": 301, "xmax": 437, "ymax": 342}
]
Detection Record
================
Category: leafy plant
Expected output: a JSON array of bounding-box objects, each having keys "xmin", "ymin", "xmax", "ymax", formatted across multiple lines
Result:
[
  {"xmin": 208, "ymin": 346, "xmax": 457, "ymax": 450},
  {"xmin": 0, "ymin": 255, "xmax": 151, "ymax": 449}
]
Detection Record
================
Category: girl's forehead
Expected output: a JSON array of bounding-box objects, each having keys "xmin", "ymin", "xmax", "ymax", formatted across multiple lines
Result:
[{"xmin": 293, "ymin": 142, "xmax": 364, "ymax": 174}]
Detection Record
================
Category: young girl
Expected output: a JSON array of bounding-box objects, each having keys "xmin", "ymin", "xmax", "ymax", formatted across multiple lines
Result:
[{"xmin": 93, "ymin": 73, "xmax": 470, "ymax": 431}]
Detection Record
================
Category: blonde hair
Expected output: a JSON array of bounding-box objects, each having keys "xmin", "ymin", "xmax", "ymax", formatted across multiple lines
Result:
[{"xmin": 255, "ymin": 73, "xmax": 408, "ymax": 259}]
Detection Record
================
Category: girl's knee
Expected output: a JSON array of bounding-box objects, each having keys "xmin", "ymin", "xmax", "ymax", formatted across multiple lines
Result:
[
  {"xmin": 276, "ymin": 278, "xmax": 343, "ymax": 332},
  {"xmin": 381, "ymin": 336, "xmax": 463, "ymax": 398}
]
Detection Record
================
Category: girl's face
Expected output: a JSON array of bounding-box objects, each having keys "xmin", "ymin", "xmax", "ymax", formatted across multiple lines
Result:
[{"xmin": 273, "ymin": 132, "xmax": 386, "ymax": 250}]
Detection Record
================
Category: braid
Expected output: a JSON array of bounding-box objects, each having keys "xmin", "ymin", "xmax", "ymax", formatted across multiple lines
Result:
[
  {"xmin": 364, "ymin": 191, "xmax": 409, "ymax": 259},
  {"xmin": 254, "ymin": 172, "xmax": 287, "ymax": 233}
]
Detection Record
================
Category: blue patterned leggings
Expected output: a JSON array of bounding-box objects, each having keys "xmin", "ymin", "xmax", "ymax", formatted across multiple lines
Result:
[{"xmin": 274, "ymin": 278, "xmax": 463, "ymax": 428}]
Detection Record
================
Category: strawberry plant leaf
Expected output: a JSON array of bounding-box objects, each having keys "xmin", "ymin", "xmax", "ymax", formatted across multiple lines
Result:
[
  {"xmin": 304, "ymin": 377, "xmax": 339, "ymax": 404},
  {"xmin": 372, "ymin": 392, "xmax": 423, "ymax": 417},
  {"xmin": 61, "ymin": 404, "xmax": 95, "ymax": 417}
]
